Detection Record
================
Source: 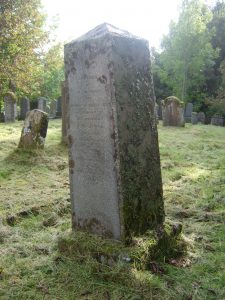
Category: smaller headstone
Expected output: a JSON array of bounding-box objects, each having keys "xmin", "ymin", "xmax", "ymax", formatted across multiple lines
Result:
[
  {"xmin": 197, "ymin": 112, "xmax": 205, "ymax": 124},
  {"xmin": 56, "ymin": 97, "xmax": 62, "ymax": 117},
  {"xmin": 18, "ymin": 109, "xmax": 49, "ymax": 149},
  {"xmin": 211, "ymin": 114, "xmax": 224, "ymax": 126},
  {"xmin": 38, "ymin": 97, "xmax": 47, "ymax": 112},
  {"xmin": 184, "ymin": 103, "xmax": 193, "ymax": 123},
  {"xmin": 4, "ymin": 92, "xmax": 17, "ymax": 122},
  {"xmin": 61, "ymin": 81, "xmax": 69, "ymax": 143},
  {"xmin": 49, "ymin": 99, "xmax": 57, "ymax": 118},
  {"xmin": 191, "ymin": 112, "xmax": 198, "ymax": 124},
  {"xmin": 20, "ymin": 97, "xmax": 30, "ymax": 120},
  {"xmin": 162, "ymin": 96, "xmax": 185, "ymax": 127}
]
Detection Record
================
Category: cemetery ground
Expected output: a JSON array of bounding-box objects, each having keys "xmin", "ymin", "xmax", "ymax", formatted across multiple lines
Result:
[{"xmin": 0, "ymin": 120, "xmax": 225, "ymax": 300}]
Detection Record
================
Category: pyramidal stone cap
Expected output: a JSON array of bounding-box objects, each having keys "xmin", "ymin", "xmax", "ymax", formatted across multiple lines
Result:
[{"xmin": 67, "ymin": 23, "xmax": 147, "ymax": 45}]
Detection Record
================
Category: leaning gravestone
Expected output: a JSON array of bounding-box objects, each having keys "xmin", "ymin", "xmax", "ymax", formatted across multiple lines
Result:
[
  {"xmin": 184, "ymin": 102, "xmax": 193, "ymax": 123},
  {"xmin": 18, "ymin": 109, "xmax": 48, "ymax": 149},
  {"xmin": 162, "ymin": 96, "xmax": 185, "ymax": 127},
  {"xmin": 64, "ymin": 23, "xmax": 164, "ymax": 240},
  {"xmin": 4, "ymin": 92, "xmax": 17, "ymax": 122},
  {"xmin": 197, "ymin": 112, "xmax": 205, "ymax": 124},
  {"xmin": 191, "ymin": 112, "xmax": 198, "ymax": 124},
  {"xmin": 61, "ymin": 81, "xmax": 69, "ymax": 143},
  {"xmin": 211, "ymin": 114, "xmax": 224, "ymax": 126},
  {"xmin": 20, "ymin": 97, "xmax": 30, "ymax": 120}
]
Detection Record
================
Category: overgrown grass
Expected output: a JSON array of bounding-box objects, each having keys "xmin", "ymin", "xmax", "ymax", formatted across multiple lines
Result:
[{"xmin": 0, "ymin": 120, "xmax": 225, "ymax": 299}]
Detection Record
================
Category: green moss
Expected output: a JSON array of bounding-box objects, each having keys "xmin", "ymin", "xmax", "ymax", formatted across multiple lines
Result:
[{"xmin": 163, "ymin": 96, "xmax": 184, "ymax": 107}]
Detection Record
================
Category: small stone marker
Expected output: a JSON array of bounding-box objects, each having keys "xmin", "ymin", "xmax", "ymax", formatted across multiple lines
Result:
[
  {"xmin": 61, "ymin": 81, "xmax": 69, "ymax": 143},
  {"xmin": 18, "ymin": 109, "xmax": 48, "ymax": 149},
  {"xmin": 211, "ymin": 114, "xmax": 224, "ymax": 126},
  {"xmin": 162, "ymin": 96, "xmax": 185, "ymax": 127},
  {"xmin": 49, "ymin": 99, "xmax": 57, "ymax": 118},
  {"xmin": 4, "ymin": 92, "xmax": 17, "ymax": 122},
  {"xmin": 191, "ymin": 112, "xmax": 198, "ymax": 124},
  {"xmin": 197, "ymin": 112, "xmax": 205, "ymax": 124},
  {"xmin": 38, "ymin": 97, "xmax": 47, "ymax": 112},
  {"xmin": 184, "ymin": 102, "xmax": 193, "ymax": 123},
  {"xmin": 56, "ymin": 97, "xmax": 62, "ymax": 117},
  {"xmin": 20, "ymin": 97, "xmax": 30, "ymax": 120},
  {"xmin": 64, "ymin": 23, "xmax": 164, "ymax": 240}
]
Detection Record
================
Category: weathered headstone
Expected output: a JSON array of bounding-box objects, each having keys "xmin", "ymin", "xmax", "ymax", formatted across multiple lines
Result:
[
  {"xmin": 211, "ymin": 114, "xmax": 224, "ymax": 126},
  {"xmin": 18, "ymin": 109, "xmax": 48, "ymax": 149},
  {"xmin": 4, "ymin": 92, "xmax": 17, "ymax": 122},
  {"xmin": 184, "ymin": 102, "xmax": 193, "ymax": 123},
  {"xmin": 20, "ymin": 97, "xmax": 30, "ymax": 120},
  {"xmin": 61, "ymin": 81, "xmax": 69, "ymax": 143},
  {"xmin": 197, "ymin": 112, "xmax": 205, "ymax": 124},
  {"xmin": 49, "ymin": 99, "xmax": 57, "ymax": 118},
  {"xmin": 162, "ymin": 96, "xmax": 185, "ymax": 127},
  {"xmin": 64, "ymin": 23, "xmax": 164, "ymax": 240},
  {"xmin": 191, "ymin": 112, "xmax": 198, "ymax": 124},
  {"xmin": 38, "ymin": 97, "xmax": 47, "ymax": 112},
  {"xmin": 56, "ymin": 97, "xmax": 62, "ymax": 117}
]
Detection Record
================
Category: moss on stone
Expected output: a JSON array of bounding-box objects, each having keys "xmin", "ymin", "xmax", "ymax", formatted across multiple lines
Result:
[{"xmin": 163, "ymin": 96, "xmax": 184, "ymax": 107}]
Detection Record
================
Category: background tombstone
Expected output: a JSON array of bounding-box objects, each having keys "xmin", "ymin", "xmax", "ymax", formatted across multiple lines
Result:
[
  {"xmin": 49, "ymin": 99, "xmax": 57, "ymax": 118},
  {"xmin": 157, "ymin": 99, "xmax": 163, "ymax": 120},
  {"xmin": 20, "ymin": 97, "xmax": 30, "ymax": 120},
  {"xmin": 4, "ymin": 92, "xmax": 17, "ymax": 122},
  {"xmin": 197, "ymin": 112, "xmax": 205, "ymax": 124},
  {"xmin": 211, "ymin": 114, "xmax": 224, "ymax": 126},
  {"xmin": 184, "ymin": 102, "xmax": 193, "ymax": 123},
  {"xmin": 56, "ymin": 97, "xmax": 62, "ymax": 117},
  {"xmin": 38, "ymin": 97, "xmax": 47, "ymax": 112},
  {"xmin": 162, "ymin": 96, "xmax": 185, "ymax": 127},
  {"xmin": 191, "ymin": 112, "xmax": 198, "ymax": 124},
  {"xmin": 64, "ymin": 23, "xmax": 164, "ymax": 240},
  {"xmin": 61, "ymin": 81, "xmax": 69, "ymax": 143},
  {"xmin": 18, "ymin": 109, "xmax": 48, "ymax": 149}
]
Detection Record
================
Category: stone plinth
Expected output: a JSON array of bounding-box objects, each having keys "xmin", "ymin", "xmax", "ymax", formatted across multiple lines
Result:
[
  {"xmin": 211, "ymin": 115, "xmax": 224, "ymax": 126},
  {"xmin": 64, "ymin": 23, "xmax": 164, "ymax": 240},
  {"xmin": 197, "ymin": 112, "xmax": 205, "ymax": 124},
  {"xmin": 4, "ymin": 92, "xmax": 17, "ymax": 122},
  {"xmin": 162, "ymin": 96, "xmax": 185, "ymax": 127},
  {"xmin": 18, "ymin": 109, "xmax": 48, "ymax": 149},
  {"xmin": 61, "ymin": 81, "xmax": 69, "ymax": 143},
  {"xmin": 191, "ymin": 112, "xmax": 198, "ymax": 124},
  {"xmin": 184, "ymin": 102, "xmax": 193, "ymax": 123},
  {"xmin": 20, "ymin": 97, "xmax": 30, "ymax": 120}
]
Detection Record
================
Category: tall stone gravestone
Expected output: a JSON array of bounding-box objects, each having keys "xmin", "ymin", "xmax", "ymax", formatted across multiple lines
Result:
[
  {"xmin": 64, "ymin": 23, "xmax": 164, "ymax": 240},
  {"xmin": 18, "ymin": 109, "xmax": 48, "ymax": 149},
  {"xmin": 20, "ymin": 97, "xmax": 30, "ymax": 120},
  {"xmin": 184, "ymin": 102, "xmax": 193, "ymax": 123},
  {"xmin": 61, "ymin": 81, "xmax": 69, "ymax": 143},
  {"xmin": 4, "ymin": 92, "xmax": 17, "ymax": 122},
  {"xmin": 162, "ymin": 96, "xmax": 185, "ymax": 127}
]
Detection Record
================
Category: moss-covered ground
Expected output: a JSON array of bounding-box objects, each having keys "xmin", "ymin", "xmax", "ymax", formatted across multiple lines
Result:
[{"xmin": 0, "ymin": 120, "xmax": 224, "ymax": 299}]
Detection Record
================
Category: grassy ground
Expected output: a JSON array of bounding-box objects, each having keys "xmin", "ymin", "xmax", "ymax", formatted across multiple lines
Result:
[{"xmin": 0, "ymin": 119, "xmax": 224, "ymax": 299}]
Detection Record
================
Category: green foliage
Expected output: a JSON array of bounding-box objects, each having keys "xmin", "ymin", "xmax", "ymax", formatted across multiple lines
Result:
[
  {"xmin": 155, "ymin": 0, "xmax": 218, "ymax": 106},
  {"xmin": 0, "ymin": 0, "xmax": 49, "ymax": 99}
]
